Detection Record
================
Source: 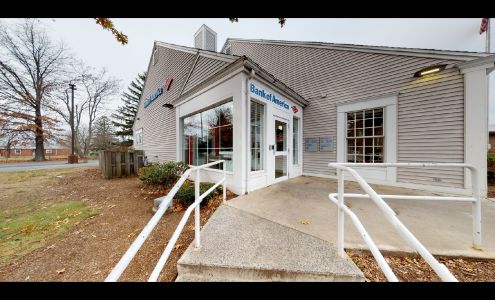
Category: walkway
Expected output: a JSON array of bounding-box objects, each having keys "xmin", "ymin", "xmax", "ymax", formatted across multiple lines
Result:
[{"xmin": 227, "ymin": 176, "xmax": 495, "ymax": 259}]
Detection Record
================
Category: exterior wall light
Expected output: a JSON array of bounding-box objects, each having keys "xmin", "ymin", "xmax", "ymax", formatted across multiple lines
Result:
[
  {"xmin": 163, "ymin": 103, "xmax": 174, "ymax": 108},
  {"xmin": 413, "ymin": 64, "xmax": 447, "ymax": 77}
]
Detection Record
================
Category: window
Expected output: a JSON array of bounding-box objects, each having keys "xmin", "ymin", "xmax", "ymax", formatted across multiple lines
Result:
[
  {"xmin": 293, "ymin": 117, "xmax": 299, "ymax": 165},
  {"xmin": 152, "ymin": 47, "xmax": 158, "ymax": 65},
  {"xmin": 224, "ymin": 45, "xmax": 232, "ymax": 55},
  {"xmin": 14, "ymin": 149, "xmax": 21, "ymax": 155},
  {"xmin": 46, "ymin": 149, "xmax": 53, "ymax": 154},
  {"xmin": 346, "ymin": 107, "xmax": 384, "ymax": 163},
  {"xmin": 183, "ymin": 101, "xmax": 233, "ymax": 172},
  {"xmin": 135, "ymin": 129, "xmax": 143, "ymax": 145},
  {"xmin": 251, "ymin": 101, "xmax": 264, "ymax": 171}
]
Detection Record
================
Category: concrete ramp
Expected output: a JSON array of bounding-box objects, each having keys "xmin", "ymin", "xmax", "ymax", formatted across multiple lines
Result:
[{"xmin": 176, "ymin": 205, "xmax": 364, "ymax": 282}]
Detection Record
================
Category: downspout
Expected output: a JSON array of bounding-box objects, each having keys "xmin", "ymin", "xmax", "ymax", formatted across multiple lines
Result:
[{"xmin": 246, "ymin": 68, "xmax": 255, "ymax": 194}]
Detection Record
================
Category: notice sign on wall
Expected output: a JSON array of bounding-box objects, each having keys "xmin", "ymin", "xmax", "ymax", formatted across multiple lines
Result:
[
  {"xmin": 304, "ymin": 138, "xmax": 318, "ymax": 152},
  {"xmin": 319, "ymin": 136, "xmax": 334, "ymax": 152}
]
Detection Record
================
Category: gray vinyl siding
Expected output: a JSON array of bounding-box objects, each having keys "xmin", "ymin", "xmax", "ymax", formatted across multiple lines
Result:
[
  {"xmin": 397, "ymin": 67, "xmax": 464, "ymax": 187},
  {"xmin": 182, "ymin": 56, "xmax": 230, "ymax": 94},
  {"xmin": 133, "ymin": 46, "xmax": 196, "ymax": 163},
  {"xmin": 229, "ymin": 42, "xmax": 465, "ymax": 188}
]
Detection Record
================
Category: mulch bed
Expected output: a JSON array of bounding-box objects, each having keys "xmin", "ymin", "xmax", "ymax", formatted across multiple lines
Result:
[
  {"xmin": 0, "ymin": 168, "xmax": 235, "ymax": 282},
  {"xmin": 347, "ymin": 250, "xmax": 495, "ymax": 282}
]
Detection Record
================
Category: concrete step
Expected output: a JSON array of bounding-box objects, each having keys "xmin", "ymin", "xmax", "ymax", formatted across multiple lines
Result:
[{"xmin": 176, "ymin": 205, "xmax": 365, "ymax": 282}]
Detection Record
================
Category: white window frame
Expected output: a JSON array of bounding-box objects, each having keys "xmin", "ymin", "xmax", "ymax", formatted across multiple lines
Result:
[
  {"xmin": 250, "ymin": 100, "xmax": 266, "ymax": 173},
  {"xmin": 293, "ymin": 116, "xmax": 300, "ymax": 166},
  {"xmin": 46, "ymin": 149, "xmax": 53, "ymax": 154},
  {"xmin": 135, "ymin": 128, "xmax": 143, "ymax": 145},
  {"xmin": 14, "ymin": 149, "xmax": 21, "ymax": 155},
  {"xmin": 337, "ymin": 95, "xmax": 397, "ymax": 182}
]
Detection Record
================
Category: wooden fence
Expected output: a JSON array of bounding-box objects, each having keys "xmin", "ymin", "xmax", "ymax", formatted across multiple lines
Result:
[{"xmin": 99, "ymin": 150, "xmax": 145, "ymax": 179}]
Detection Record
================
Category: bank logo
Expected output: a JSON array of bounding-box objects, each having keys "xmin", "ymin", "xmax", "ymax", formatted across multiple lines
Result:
[
  {"xmin": 250, "ymin": 83, "xmax": 290, "ymax": 110},
  {"xmin": 144, "ymin": 77, "xmax": 173, "ymax": 108},
  {"xmin": 292, "ymin": 105, "xmax": 298, "ymax": 113}
]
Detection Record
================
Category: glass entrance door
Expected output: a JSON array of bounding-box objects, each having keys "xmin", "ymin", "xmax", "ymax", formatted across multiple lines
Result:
[{"xmin": 273, "ymin": 119, "xmax": 288, "ymax": 182}]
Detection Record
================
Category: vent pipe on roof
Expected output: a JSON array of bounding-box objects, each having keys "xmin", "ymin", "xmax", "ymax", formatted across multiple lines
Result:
[{"xmin": 194, "ymin": 25, "xmax": 217, "ymax": 52}]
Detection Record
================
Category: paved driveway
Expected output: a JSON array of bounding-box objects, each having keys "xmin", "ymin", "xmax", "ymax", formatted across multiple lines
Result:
[
  {"xmin": 0, "ymin": 160, "xmax": 99, "ymax": 172},
  {"xmin": 227, "ymin": 176, "xmax": 495, "ymax": 259}
]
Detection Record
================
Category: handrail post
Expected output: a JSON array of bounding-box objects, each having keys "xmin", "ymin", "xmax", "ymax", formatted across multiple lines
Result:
[
  {"xmin": 337, "ymin": 169, "xmax": 345, "ymax": 257},
  {"xmin": 223, "ymin": 161, "xmax": 227, "ymax": 203},
  {"xmin": 471, "ymin": 166, "xmax": 482, "ymax": 248},
  {"xmin": 195, "ymin": 168, "xmax": 201, "ymax": 249}
]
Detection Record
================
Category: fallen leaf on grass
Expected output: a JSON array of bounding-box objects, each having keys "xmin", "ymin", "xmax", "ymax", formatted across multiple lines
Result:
[
  {"xmin": 127, "ymin": 228, "xmax": 140, "ymax": 238},
  {"xmin": 25, "ymin": 276, "xmax": 30, "ymax": 281},
  {"xmin": 46, "ymin": 244, "xmax": 55, "ymax": 250},
  {"xmin": 299, "ymin": 219, "xmax": 310, "ymax": 225},
  {"xmin": 174, "ymin": 244, "xmax": 183, "ymax": 250},
  {"xmin": 91, "ymin": 234, "xmax": 97, "ymax": 238},
  {"xmin": 108, "ymin": 204, "xmax": 116, "ymax": 209},
  {"xmin": 19, "ymin": 224, "xmax": 35, "ymax": 234},
  {"xmin": 56, "ymin": 268, "xmax": 66, "ymax": 274},
  {"xmin": 93, "ymin": 270, "xmax": 101, "ymax": 275}
]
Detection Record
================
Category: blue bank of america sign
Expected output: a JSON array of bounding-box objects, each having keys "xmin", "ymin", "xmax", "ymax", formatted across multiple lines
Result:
[
  {"xmin": 250, "ymin": 83, "xmax": 290, "ymax": 110},
  {"xmin": 143, "ymin": 78, "xmax": 174, "ymax": 108}
]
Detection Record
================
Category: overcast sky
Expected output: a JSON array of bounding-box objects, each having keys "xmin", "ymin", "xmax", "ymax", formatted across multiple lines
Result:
[{"xmin": 2, "ymin": 18, "xmax": 494, "ymax": 123}]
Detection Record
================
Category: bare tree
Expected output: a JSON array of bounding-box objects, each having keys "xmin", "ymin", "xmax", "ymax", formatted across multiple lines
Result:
[
  {"xmin": 77, "ymin": 124, "xmax": 90, "ymax": 156},
  {"xmin": 78, "ymin": 66, "xmax": 120, "ymax": 155},
  {"xmin": 47, "ymin": 62, "xmax": 88, "ymax": 156},
  {"xmin": 0, "ymin": 19, "xmax": 69, "ymax": 160}
]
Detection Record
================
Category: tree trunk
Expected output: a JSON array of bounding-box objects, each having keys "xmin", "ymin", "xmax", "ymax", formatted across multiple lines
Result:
[{"xmin": 34, "ymin": 106, "xmax": 46, "ymax": 161}]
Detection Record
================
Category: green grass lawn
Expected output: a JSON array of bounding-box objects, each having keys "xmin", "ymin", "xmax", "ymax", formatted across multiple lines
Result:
[{"xmin": 0, "ymin": 201, "xmax": 95, "ymax": 265}]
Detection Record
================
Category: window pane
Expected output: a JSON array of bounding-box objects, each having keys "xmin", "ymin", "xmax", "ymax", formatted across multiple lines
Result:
[
  {"xmin": 251, "ymin": 101, "xmax": 264, "ymax": 171},
  {"xmin": 365, "ymin": 109, "xmax": 373, "ymax": 119},
  {"xmin": 356, "ymin": 119, "xmax": 363, "ymax": 129},
  {"xmin": 220, "ymin": 125, "xmax": 233, "ymax": 148},
  {"xmin": 182, "ymin": 100, "xmax": 233, "ymax": 171},
  {"xmin": 374, "ymin": 108, "xmax": 383, "ymax": 118},
  {"xmin": 275, "ymin": 120, "xmax": 286, "ymax": 151},
  {"xmin": 356, "ymin": 111, "xmax": 363, "ymax": 120},
  {"xmin": 365, "ymin": 118, "xmax": 373, "ymax": 127},
  {"xmin": 374, "ymin": 127, "xmax": 383, "ymax": 136},
  {"xmin": 374, "ymin": 146, "xmax": 384, "ymax": 156},
  {"xmin": 293, "ymin": 117, "xmax": 299, "ymax": 165},
  {"xmin": 251, "ymin": 149, "xmax": 262, "ymax": 171},
  {"xmin": 218, "ymin": 102, "xmax": 233, "ymax": 125},
  {"xmin": 375, "ymin": 117, "xmax": 383, "ymax": 127},
  {"xmin": 374, "ymin": 137, "xmax": 384, "ymax": 147}
]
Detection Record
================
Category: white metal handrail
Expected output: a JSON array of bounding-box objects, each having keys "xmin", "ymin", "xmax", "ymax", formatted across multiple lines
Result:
[
  {"xmin": 328, "ymin": 162, "xmax": 481, "ymax": 282},
  {"xmin": 105, "ymin": 160, "xmax": 226, "ymax": 282}
]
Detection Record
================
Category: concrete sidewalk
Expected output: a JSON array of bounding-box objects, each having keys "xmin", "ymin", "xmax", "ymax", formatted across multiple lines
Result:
[
  {"xmin": 177, "ymin": 205, "xmax": 364, "ymax": 282},
  {"xmin": 227, "ymin": 176, "xmax": 495, "ymax": 259}
]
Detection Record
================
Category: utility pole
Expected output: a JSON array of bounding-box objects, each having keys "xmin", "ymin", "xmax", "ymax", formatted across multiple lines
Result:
[{"xmin": 68, "ymin": 83, "xmax": 78, "ymax": 164}]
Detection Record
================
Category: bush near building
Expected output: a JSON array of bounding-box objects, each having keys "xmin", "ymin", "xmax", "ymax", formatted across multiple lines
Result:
[
  {"xmin": 138, "ymin": 162, "xmax": 189, "ymax": 187},
  {"xmin": 175, "ymin": 181, "xmax": 221, "ymax": 206},
  {"xmin": 138, "ymin": 161, "xmax": 221, "ymax": 206}
]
